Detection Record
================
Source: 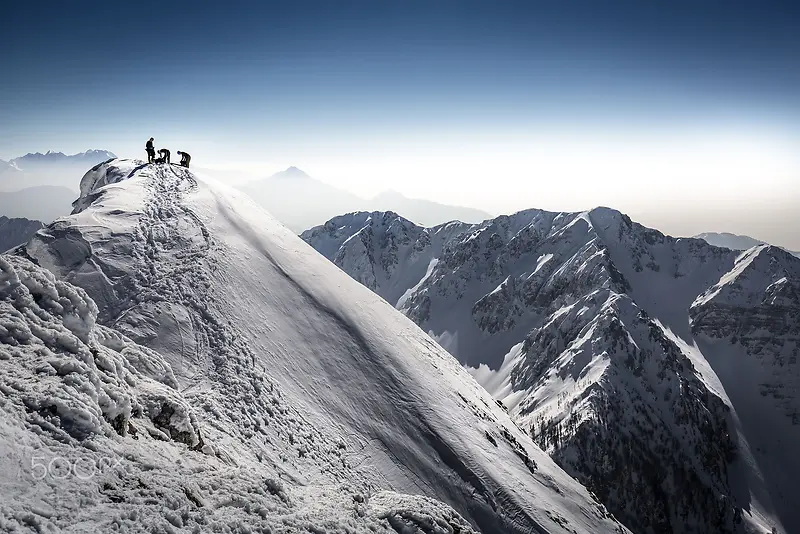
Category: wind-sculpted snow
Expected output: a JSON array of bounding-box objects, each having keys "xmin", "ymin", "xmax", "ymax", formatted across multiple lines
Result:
[
  {"xmin": 305, "ymin": 207, "xmax": 800, "ymax": 534},
  {"xmin": 11, "ymin": 159, "xmax": 629, "ymax": 534}
]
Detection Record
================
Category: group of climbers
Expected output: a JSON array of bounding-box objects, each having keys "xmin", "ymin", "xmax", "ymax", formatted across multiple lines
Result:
[{"xmin": 146, "ymin": 137, "xmax": 191, "ymax": 168}]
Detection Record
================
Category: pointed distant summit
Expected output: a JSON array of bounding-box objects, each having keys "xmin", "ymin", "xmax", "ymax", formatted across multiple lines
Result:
[
  {"xmin": 239, "ymin": 167, "xmax": 493, "ymax": 232},
  {"xmin": 269, "ymin": 166, "xmax": 312, "ymax": 180},
  {"xmin": 239, "ymin": 167, "xmax": 363, "ymax": 232}
]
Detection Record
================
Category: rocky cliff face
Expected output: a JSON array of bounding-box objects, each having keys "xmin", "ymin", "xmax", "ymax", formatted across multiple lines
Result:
[
  {"xmin": 0, "ymin": 215, "xmax": 43, "ymax": 252},
  {"xmin": 304, "ymin": 208, "xmax": 800, "ymax": 534}
]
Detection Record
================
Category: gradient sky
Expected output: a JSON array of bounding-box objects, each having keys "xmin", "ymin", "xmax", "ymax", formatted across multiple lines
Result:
[{"xmin": 3, "ymin": 1, "xmax": 799, "ymax": 246}]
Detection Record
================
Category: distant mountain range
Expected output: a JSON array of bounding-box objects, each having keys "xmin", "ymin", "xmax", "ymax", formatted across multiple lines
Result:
[
  {"xmin": 695, "ymin": 232, "xmax": 800, "ymax": 257},
  {"xmin": 0, "ymin": 149, "xmax": 116, "ymax": 191},
  {"xmin": 0, "ymin": 150, "xmax": 115, "ymax": 222},
  {"xmin": 238, "ymin": 167, "xmax": 492, "ymax": 232}
]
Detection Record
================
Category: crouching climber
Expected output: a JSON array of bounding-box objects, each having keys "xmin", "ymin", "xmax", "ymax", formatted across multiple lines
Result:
[
  {"xmin": 177, "ymin": 151, "xmax": 191, "ymax": 168},
  {"xmin": 158, "ymin": 148, "xmax": 171, "ymax": 164}
]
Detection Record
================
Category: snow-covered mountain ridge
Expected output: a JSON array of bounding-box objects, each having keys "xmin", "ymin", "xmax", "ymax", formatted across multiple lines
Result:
[
  {"xmin": 2, "ymin": 159, "xmax": 628, "ymax": 533},
  {"xmin": 303, "ymin": 209, "xmax": 800, "ymax": 534}
]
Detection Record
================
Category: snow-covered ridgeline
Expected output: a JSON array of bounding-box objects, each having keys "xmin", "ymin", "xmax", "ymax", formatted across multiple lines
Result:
[{"xmin": 4, "ymin": 159, "xmax": 629, "ymax": 534}]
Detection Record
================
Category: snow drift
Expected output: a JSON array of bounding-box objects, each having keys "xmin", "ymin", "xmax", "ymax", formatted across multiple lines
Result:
[{"xmin": 5, "ymin": 159, "xmax": 628, "ymax": 533}]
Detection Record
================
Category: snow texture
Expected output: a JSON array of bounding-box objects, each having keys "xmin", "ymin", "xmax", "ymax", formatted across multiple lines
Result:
[{"xmin": 5, "ymin": 159, "xmax": 629, "ymax": 534}]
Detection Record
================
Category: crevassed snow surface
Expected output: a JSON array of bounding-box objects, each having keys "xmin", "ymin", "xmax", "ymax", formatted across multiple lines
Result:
[{"xmin": 7, "ymin": 159, "xmax": 628, "ymax": 533}]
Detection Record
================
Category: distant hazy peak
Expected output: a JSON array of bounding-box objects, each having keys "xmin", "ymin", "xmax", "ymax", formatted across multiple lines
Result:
[
  {"xmin": 269, "ymin": 166, "xmax": 312, "ymax": 180},
  {"xmin": 694, "ymin": 232, "xmax": 766, "ymax": 249},
  {"xmin": 695, "ymin": 231, "xmax": 799, "ymax": 257}
]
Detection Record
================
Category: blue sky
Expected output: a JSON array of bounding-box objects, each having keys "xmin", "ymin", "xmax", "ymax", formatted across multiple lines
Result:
[
  {"xmin": 2, "ymin": 1, "xmax": 799, "ymax": 244},
  {"xmin": 4, "ymin": 0, "xmax": 798, "ymax": 156}
]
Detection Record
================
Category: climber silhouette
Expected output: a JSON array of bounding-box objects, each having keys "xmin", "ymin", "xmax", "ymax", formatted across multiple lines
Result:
[{"xmin": 145, "ymin": 138, "xmax": 155, "ymax": 163}]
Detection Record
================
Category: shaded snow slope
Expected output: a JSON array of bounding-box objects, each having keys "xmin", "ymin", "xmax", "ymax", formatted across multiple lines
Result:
[
  {"xmin": 14, "ymin": 159, "xmax": 627, "ymax": 534},
  {"xmin": 304, "ymin": 209, "xmax": 800, "ymax": 534}
]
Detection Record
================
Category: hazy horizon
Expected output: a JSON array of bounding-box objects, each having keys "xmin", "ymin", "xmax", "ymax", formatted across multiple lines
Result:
[{"xmin": 3, "ymin": 1, "xmax": 798, "ymax": 248}]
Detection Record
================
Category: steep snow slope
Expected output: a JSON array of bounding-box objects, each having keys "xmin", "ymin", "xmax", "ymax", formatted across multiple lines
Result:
[
  {"xmin": 14, "ymin": 159, "xmax": 628, "ymax": 534},
  {"xmin": 304, "ymin": 209, "xmax": 800, "ymax": 534},
  {"xmin": 0, "ymin": 254, "xmax": 482, "ymax": 533},
  {"xmin": 0, "ymin": 216, "xmax": 43, "ymax": 252}
]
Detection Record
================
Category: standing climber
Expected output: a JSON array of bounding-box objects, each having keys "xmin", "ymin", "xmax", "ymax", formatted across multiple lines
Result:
[
  {"xmin": 177, "ymin": 151, "xmax": 191, "ymax": 169},
  {"xmin": 158, "ymin": 148, "xmax": 171, "ymax": 164},
  {"xmin": 145, "ymin": 137, "xmax": 155, "ymax": 163}
]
